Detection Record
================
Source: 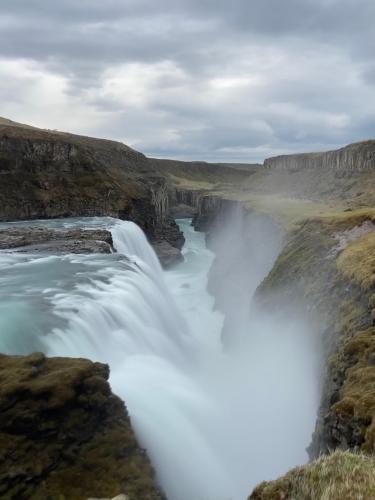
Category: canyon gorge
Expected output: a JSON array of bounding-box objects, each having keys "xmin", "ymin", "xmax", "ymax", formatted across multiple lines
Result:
[{"xmin": 0, "ymin": 117, "xmax": 375, "ymax": 499}]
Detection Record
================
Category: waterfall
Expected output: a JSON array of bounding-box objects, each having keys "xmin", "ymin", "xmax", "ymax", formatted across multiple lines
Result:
[
  {"xmin": 0, "ymin": 216, "xmax": 321, "ymax": 500},
  {"xmin": 111, "ymin": 220, "xmax": 163, "ymax": 271}
]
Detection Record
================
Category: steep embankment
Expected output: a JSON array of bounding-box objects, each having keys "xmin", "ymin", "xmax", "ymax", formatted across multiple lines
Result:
[
  {"xmin": 254, "ymin": 210, "xmax": 375, "ymax": 458},
  {"xmin": 0, "ymin": 118, "xmax": 183, "ymax": 262},
  {"xmin": 0, "ymin": 352, "xmax": 162, "ymax": 500}
]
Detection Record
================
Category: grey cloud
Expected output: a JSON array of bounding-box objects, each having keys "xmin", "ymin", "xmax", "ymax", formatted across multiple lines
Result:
[{"xmin": 0, "ymin": 0, "xmax": 374, "ymax": 161}]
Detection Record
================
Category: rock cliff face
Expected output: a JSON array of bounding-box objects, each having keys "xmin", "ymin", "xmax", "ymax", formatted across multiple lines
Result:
[
  {"xmin": 0, "ymin": 352, "xmax": 163, "ymax": 500},
  {"xmin": 192, "ymin": 195, "xmax": 240, "ymax": 232},
  {"xmin": 0, "ymin": 120, "xmax": 183, "ymax": 263},
  {"xmin": 167, "ymin": 188, "xmax": 203, "ymax": 218},
  {"xmin": 264, "ymin": 140, "xmax": 375, "ymax": 173},
  {"xmin": 255, "ymin": 210, "xmax": 375, "ymax": 458}
]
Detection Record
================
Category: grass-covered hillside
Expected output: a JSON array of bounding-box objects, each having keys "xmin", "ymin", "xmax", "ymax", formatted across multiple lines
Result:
[{"xmin": 150, "ymin": 157, "xmax": 257, "ymax": 191}]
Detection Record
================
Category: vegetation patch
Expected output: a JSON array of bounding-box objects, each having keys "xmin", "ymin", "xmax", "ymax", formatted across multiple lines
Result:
[
  {"xmin": 249, "ymin": 450, "xmax": 375, "ymax": 499},
  {"xmin": 337, "ymin": 232, "xmax": 375, "ymax": 290}
]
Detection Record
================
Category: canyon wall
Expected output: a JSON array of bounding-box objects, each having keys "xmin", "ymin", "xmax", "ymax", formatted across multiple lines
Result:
[
  {"xmin": 264, "ymin": 140, "xmax": 375, "ymax": 173},
  {"xmin": 0, "ymin": 120, "xmax": 184, "ymax": 261}
]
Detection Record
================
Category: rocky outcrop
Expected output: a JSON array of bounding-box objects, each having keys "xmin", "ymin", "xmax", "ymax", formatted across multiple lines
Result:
[
  {"xmin": 0, "ymin": 227, "xmax": 114, "ymax": 254},
  {"xmin": 0, "ymin": 119, "xmax": 184, "ymax": 264},
  {"xmin": 0, "ymin": 352, "xmax": 163, "ymax": 500},
  {"xmin": 264, "ymin": 140, "xmax": 375, "ymax": 173}
]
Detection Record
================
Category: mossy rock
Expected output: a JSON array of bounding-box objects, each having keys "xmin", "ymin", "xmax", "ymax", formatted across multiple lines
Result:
[{"xmin": 0, "ymin": 353, "xmax": 162, "ymax": 500}]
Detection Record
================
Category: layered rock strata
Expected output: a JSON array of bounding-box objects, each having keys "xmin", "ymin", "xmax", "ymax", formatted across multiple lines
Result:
[{"xmin": 264, "ymin": 140, "xmax": 375, "ymax": 173}]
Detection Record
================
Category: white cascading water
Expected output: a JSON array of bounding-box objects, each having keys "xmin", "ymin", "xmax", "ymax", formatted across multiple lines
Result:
[{"xmin": 0, "ymin": 216, "xmax": 320, "ymax": 500}]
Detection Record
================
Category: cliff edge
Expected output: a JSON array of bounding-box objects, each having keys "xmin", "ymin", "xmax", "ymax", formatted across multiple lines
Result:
[{"xmin": 0, "ymin": 352, "xmax": 163, "ymax": 500}]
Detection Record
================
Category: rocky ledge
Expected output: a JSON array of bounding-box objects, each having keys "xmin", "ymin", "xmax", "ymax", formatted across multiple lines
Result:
[
  {"xmin": 0, "ymin": 227, "xmax": 114, "ymax": 254},
  {"xmin": 0, "ymin": 352, "xmax": 163, "ymax": 500}
]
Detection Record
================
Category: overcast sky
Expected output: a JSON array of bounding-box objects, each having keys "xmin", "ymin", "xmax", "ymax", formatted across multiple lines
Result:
[{"xmin": 0, "ymin": 0, "xmax": 374, "ymax": 162}]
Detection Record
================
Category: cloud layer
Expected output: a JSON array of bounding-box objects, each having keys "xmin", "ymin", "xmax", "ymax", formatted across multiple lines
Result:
[{"xmin": 0, "ymin": 0, "xmax": 374, "ymax": 162}]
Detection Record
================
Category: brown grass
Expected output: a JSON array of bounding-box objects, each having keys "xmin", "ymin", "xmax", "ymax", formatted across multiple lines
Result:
[
  {"xmin": 337, "ymin": 232, "xmax": 375, "ymax": 290},
  {"xmin": 249, "ymin": 450, "xmax": 375, "ymax": 499}
]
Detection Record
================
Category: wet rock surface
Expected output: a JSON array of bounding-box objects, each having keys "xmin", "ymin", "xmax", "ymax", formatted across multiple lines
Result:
[
  {"xmin": 0, "ymin": 352, "xmax": 163, "ymax": 500},
  {"xmin": 0, "ymin": 227, "xmax": 114, "ymax": 254}
]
